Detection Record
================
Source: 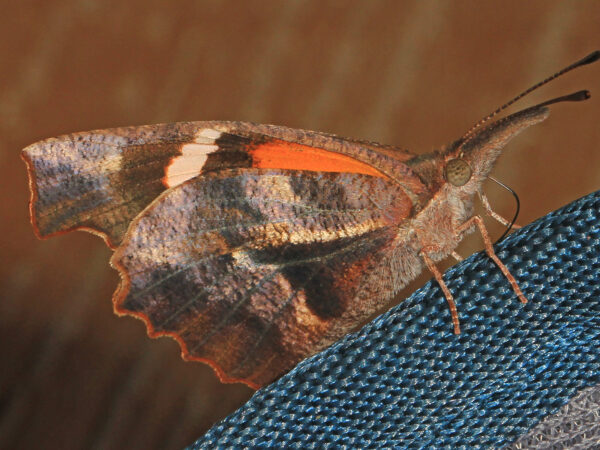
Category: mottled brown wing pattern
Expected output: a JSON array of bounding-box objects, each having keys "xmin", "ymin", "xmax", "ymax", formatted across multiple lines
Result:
[
  {"xmin": 22, "ymin": 121, "xmax": 426, "ymax": 248},
  {"xmin": 22, "ymin": 124, "xmax": 196, "ymax": 247},
  {"xmin": 111, "ymin": 169, "xmax": 411, "ymax": 388},
  {"xmin": 22, "ymin": 121, "xmax": 429, "ymax": 388}
]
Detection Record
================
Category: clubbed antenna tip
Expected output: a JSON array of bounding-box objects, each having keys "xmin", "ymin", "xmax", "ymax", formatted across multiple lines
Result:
[
  {"xmin": 461, "ymin": 50, "xmax": 599, "ymax": 143},
  {"xmin": 577, "ymin": 50, "xmax": 600, "ymax": 66}
]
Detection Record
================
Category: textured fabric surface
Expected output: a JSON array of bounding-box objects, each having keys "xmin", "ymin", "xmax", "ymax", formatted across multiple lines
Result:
[
  {"xmin": 191, "ymin": 190, "xmax": 600, "ymax": 448},
  {"xmin": 505, "ymin": 383, "xmax": 600, "ymax": 449}
]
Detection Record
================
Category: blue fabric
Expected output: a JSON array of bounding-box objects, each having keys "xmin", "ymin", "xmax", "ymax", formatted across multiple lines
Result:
[{"xmin": 191, "ymin": 191, "xmax": 600, "ymax": 449}]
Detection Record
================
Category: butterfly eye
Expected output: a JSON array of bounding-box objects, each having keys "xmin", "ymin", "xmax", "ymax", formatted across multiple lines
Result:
[{"xmin": 445, "ymin": 158, "xmax": 472, "ymax": 186}]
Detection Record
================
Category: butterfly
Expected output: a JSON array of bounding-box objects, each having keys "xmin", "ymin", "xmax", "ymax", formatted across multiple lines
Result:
[{"xmin": 22, "ymin": 51, "xmax": 598, "ymax": 389}]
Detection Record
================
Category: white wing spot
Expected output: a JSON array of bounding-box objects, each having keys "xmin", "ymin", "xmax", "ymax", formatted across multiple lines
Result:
[
  {"xmin": 197, "ymin": 128, "xmax": 222, "ymax": 140},
  {"xmin": 163, "ymin": 129, "xmax": 222, "ymax": 188}
]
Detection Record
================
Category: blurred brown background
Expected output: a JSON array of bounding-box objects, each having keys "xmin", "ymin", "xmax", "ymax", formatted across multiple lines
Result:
[{"xmin": 1, "ymin": 1, "xmax": 599, "ymax": 449}]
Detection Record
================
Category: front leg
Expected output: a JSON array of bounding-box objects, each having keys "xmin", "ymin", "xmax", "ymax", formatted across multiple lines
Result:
[
  {"xmin": 420, "ymin": 249, "xmax": 461, "ymax": 334},
  {"xmin": 419, "ymin": 215, "xmax": 527, "ymax": 335},
  {"xmin": 479, "ymin": 191, "xmax": 522, "ymax": 229},
  {"xmin": 457, "ymin": 215, "xmax": 528, "ymax": 304}
]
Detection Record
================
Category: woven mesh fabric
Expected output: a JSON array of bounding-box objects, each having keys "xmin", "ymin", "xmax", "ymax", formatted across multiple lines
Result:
[
  {"xmin": 191, "ymin": 191, "xmax": 600, "ymax": 449},
  {"xmin": 504, "ymin": 382, "xmax": 600, "ymax": 449}
]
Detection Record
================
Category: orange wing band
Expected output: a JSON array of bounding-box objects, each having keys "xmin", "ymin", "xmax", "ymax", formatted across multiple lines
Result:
[{"xmin": 250, "ymin": 141, "xmax": 387, "ymax": 178}]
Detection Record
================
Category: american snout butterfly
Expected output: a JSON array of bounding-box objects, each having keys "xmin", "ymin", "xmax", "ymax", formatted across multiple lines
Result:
[{"xmin": 22, "ymin": 51, "xmax": 599, "ymax": 389}]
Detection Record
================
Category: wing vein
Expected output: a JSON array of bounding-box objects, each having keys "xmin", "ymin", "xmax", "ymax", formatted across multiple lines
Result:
[
  {"xmin": 125, "ymin": 207, "xmax": 381, "ymax": 301},
  {"xmin": 185, "ymin": 270, "xmax": 281, "ymax": 352},
  {"xmin": 232, "ymin": 264, "xmax": 321, "ymax": 376}
]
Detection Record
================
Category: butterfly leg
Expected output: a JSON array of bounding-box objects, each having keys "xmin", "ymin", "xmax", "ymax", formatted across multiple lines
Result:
[
  {"xmin": 457, "ymin": 215, "xmax": 528, "ymax": 304},
  {"xmin": 451, "ymin": 251, "xmax": 463, "ymax": 262},
  {"xmin": 479, "ymin": 192, "xmax": 522, "ymax": 229},
  {"xmin": 420, "ymin": 250, "xmax": 461, "ymax": 334}
]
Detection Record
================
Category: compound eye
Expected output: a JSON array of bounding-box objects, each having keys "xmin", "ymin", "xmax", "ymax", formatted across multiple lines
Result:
[{"xmin": 445, "ymin": 158, "xmax": 472, "ymax": 186}]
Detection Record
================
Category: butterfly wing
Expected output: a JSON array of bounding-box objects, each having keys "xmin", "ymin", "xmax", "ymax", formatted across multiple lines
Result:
[
  {"xmin": 22, "ymin": 121, "xmax": 424, "ymax": 248},
  {"xmin": 23, "ymin": 121, "xmax": 430, "ymax": 388},
  {"xmin": 111, "ymin": 168, "xmax": 413, "ymax": 388}
]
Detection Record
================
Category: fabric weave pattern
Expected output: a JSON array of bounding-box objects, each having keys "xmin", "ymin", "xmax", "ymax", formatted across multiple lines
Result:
[{"xmin": 192, "ymin": 191, "xmax": 600, "ymax": 449}]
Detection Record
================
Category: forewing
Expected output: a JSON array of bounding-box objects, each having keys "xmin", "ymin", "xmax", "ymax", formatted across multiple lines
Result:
[
  {"xmin": 22, "ymin": 123, "xmax": 197, "ymax": 247},
  {"xmin": 111, "ymin": 169, "xmax": 412, "ymax": 388},
  {"xmin": 22, "ymin": 121, "xmax": 424, "ymax": 248}
]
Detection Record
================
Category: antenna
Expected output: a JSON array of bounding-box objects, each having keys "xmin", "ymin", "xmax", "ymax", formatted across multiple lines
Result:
[{"xmin": 461, "ymin": 50, "xmax": 600, "ymax": 143}]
